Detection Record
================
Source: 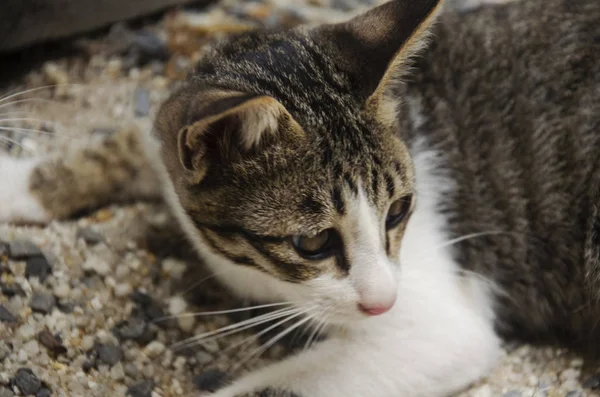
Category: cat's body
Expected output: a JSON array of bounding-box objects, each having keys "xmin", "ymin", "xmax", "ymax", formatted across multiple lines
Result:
[{"xmin": 1, "ymin": 0, "xmax": 600, "ymax": 396}]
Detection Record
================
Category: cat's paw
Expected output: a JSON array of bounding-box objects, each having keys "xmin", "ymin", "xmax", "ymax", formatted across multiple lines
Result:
[{"xmin": 0, "ymin": 155, "xmax": 51, "ymax": 224}]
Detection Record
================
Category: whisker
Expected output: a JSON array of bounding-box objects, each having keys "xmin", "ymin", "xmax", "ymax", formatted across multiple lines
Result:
[
  {"xmin": 234, "ymin": 314, "xmax": 315, "ymax": 372},
  {"xmin": 0, "ymin": 84, "xmax": 87, "ymax": 105},
  {"xmin": 0, "ymin": 126, "xmax": 62, "ymax": 137},
  {"xmin": 0, "ymin": 135, "xmax": 27, "ymax": 150},
  {"xmin": 155, "ymin": 302, "xmax": 293, "ymax": 321},
  {"xmin": 170, "ymin": 307, "xmax": 298, "ymax": 350}
]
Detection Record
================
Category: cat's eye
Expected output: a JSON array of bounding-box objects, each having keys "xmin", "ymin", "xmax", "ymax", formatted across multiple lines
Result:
[
  {"xmin": 386, "ymin": 196, "xmax": 412, "ymax": 229},
  {"xmin": 291, "ymin": 229, "xmax": 336, "ymax": 259}
]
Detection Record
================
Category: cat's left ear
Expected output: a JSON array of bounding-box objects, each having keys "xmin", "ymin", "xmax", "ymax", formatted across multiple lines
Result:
[{"xmin": 314, "ymin": 0, "xmax": 443, "ymax": 105}]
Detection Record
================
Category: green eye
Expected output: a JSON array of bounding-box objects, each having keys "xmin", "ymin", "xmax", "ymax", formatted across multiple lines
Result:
[
  {"xmin": 386, "ymin": 196, "xmax": 412, "ymax": 229},
  {"xmin": 291, "ymin": 229, "xmax": 335, "ymax": 259}
]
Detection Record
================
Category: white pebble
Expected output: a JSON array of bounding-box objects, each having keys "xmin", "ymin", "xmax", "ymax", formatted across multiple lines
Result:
[
  {"xmin": 81, "ymin": 335, "xmax": 95, "ymax": 351},
  {"xmin": 53, "ymin": 282, "xmax": 71, "ymax": 299},
  {"xmin": 110, "ymin": 362, "xmax": 125, "ymax": 381},
  {"xmin": 23, "ymin": 340, "xmax": 40, "ymax": 356},
  {"xmin": 17, "ymin": 324, "xmax": 36, "ymax": 340},
  {"xmin": 82, "ymin": 256, "xmax": 111, "ymax": 276},
  {"xmin": 18, "ymin": 349, "xmax": 28, "ymax": 362},
  {"xmin": 168, "ymin": 296, "xmax": 187, "ymax": 315},
  {"xmin": 144, "ymin": 341, "xmax": 166, "ymax": 358},
  {"xmin": 162, "ymin": 258, "xmax": 187, "ymax": 279},
  {"xmin": 114, "ymin": 283, "xmax": 132, "ymax": 297},
  {"xmin": 90, "ymin": 297, "xmax": 103, "ymax": 310},
  {"xmin": 177, "ymin": 316, "xmax": 196, "ymax": 333}
]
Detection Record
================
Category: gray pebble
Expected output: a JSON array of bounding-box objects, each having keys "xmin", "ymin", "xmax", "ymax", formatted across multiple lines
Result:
[
  {"xmin": 133, "ymin": 31, "xmax": 169, "ymax": 61},
  {"xmin": 76, "ymin": 227, "xmax": 104, "ymax": 246},
  {"xmin": 0, "ymin": 304, "xmax": 17, "ymax": 323},
  {"xmin": 134, "ymin": 87, "xmax": 150, "ymax": 117},
  {"xmin": 0, "ymin": 241, "xmax": 8, "ymax": 257},
  {"xmin": 30, "ymin": 294, "xmax": 56, "ymax": 314},
  {"xmin": 124, "ymin": 363, "xmax": 140, "ymax": 379},
  {"xmin": 36, "ymin": 388, "xmax": 52, "ymax": 397},
  {"xmin": 26, "ymin": 256, "xmax": 52, "ymax": 282},
  {"xmin": 583, "ymin": 374, "xmax": 600, "ymax": 390},
  {"xmin": 566, "ymin": 391, "xmax": 582, "ymax": 397},
  {"xmin": 0, "ymin": 341, "xmax": 11, "ymax": 361},
  {"xmin": 8, "ymin": 240, "xmax": 42, "ymax": 259},
  {"xmin": 195, "ymin": 351, "xmax": 213, "ymax": 366},
  {"xmin": 0, "ymin": 387, "xmax": 14, "ymax": 397},
  {"xmin": 1, "ymin": 282, "xmax": 25, "ymax": 297},
  {"xmin": 113, "ymin": 317, "xmax": 155, "ymax": 345},
  {"xmin": 127, "ymin": 380, "xmax": 155, "ymax": 397},
  {"xmin": 97, "ymin": 344, "xmax": 123, "ymax": 366},
  {"xmin": 12, "ymin": 368, "xmax": 42, "ymax": 395},
  {"xmin": 193, "ymin": 369, "xmax": 228, "ymax": 392},
  {"xmin": 504, "ymin": 391, "xmax": 521, "ymax": 397}
]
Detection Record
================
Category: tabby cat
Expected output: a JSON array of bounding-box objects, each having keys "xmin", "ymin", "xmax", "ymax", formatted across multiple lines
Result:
[{"xmin": 2, "ymin": 0, "xmax": 600, "ymax": 396}]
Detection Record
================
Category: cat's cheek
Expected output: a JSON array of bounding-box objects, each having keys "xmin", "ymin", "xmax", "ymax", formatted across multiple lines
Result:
[{"xmin": 0, "ymin": 156, "xmax": 51, "ymax": 224}]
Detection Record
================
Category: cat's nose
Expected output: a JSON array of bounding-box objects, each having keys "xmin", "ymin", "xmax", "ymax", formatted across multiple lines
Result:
[{"xmin": 358, "ymin": 301, "xmax": 395, "ymax": 316}]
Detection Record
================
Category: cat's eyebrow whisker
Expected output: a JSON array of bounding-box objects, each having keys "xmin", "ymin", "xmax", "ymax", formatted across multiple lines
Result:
[
  {"xmin": 170, "ymin": 307, "xmax": 300, "ymax": 350},
  {"xmin": 234, "ymin": 312, "xmax": 316, "ymax": 372},
  {"xmin": 155, "ymin": 301, "xmax": 293, "ymax": 322}
]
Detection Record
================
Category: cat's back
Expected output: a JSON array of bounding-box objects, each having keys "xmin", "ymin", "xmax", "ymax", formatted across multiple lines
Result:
[{"xmin": 404, "ymin": 0, "xmax": 600, "ymax": 356}]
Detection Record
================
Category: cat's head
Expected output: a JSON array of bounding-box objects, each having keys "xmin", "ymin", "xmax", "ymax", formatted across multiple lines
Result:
[{"xmin": 154, "ymin": 0, "xmax": 443, "ymax": 324}]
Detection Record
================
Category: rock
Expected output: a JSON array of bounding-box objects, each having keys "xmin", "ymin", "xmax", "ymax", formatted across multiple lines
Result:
[
  {"xmin": 193, "ymin": 369, "xmax": 228, "ymax": 392},
  {"xmin": 12, "ymin": 368, "xmax": 42, "ymax": 395},
  {"xmin": 37, "ymin": 330, "xmax": 67, "ymax": 356},
  {"xmin": 130, "ymin": 291, "xmax": 166, "ymax": 324},
  {"xmin": 52, "ymin": 283, "xmax": 71, "ymax": 299},
  {"xmin": 0, "ymin": 387, "xmax": 14, "ymax": 397},
  {"xmin": 0, "ymin": 241, "xmax": 8, "ymax": 257},
  {"xmin": 0, "ymin": 282, "xmax": 25, "ymax": 297},
  {"xmin": 8, "ymin": 241, "xmax": 42, "ymax": 259},
  {"xmin": 30, "ymin": 294, "xmax": 56, "ymax": 314},
  {"xmin": 113, "ymin": 317, "xmax": 155, "ymax": 346},
  {"xmin": 22, "ymin": 340, "xmax": 40, "ymax": 356},
  {"xmin": 96, "ymin": 344, "xmax": 123, "ymax": 366},
  {"xmin": 82, "ymin": 256, "xmax": 111, "ymax": 276},
  {"xmin": 76, "ymin": 227, "xmax": 105, "ymax": 246},
  {"xmin": 583, "ymin": 374, "xmax": 600, "ymax": 390},
  {"xmin": 0, "ymin": 304, "xmax": 17, "ymax": 323},
  {"xmin": 134, "ymin": 87, "xmax": 150, "ymax": 117},
  {"xmin": 26, "ymin": 256, "xmax": 53, "ymax": 282},
  {"xmin": 143, "ymin": 341, "xmax": 165, "ymax": 358},
  {"xmin": 133, "ymin": 31, "xmax": 170, "ymax": 62},
  {"xmin": 36, "ymin": 388, "xmax": 52, "ymax": 397},
  {"xmin": 565, "ymin": 391, "xmax": 582, "ymax": 397},
  {"xmin": 127, "ymin": 380, "xmax": 155, "ymax": 397},
  {"xmin": 0, "ymin": 341, "xmax": 11, "ymax": 361}
]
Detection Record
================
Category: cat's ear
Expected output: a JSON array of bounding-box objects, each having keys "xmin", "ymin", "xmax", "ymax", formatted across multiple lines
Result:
[
  {"xmin": 315, "ymin": 0, "xmax": 443, "ymax": 102},
  {"xmin": 176, "ymin": 91, "xmax": 299, "ymax": 182}
]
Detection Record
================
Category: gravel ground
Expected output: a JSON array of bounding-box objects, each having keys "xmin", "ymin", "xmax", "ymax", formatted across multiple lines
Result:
[{"xmin": 1, "ymin": 0, "xmax": 600, "ymax": 396}]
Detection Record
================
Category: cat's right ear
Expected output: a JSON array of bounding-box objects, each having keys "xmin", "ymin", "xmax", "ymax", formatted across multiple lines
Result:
[
  {"xmin": 175, "ymin": 91, "xmax": 302, "ymax": 184},
  {"xmin": 314, "ymin": 0, "xmax": 443, "ymax": 102}
]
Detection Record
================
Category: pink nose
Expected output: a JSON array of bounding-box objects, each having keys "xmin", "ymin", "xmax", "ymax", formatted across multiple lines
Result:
[{"xmin": 358, "ymin": 302, "xmax": 395, "ymax": 316}]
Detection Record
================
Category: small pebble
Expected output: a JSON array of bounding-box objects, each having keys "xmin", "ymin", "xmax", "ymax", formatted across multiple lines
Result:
[
  {"xmin": 37, "ymin": 330, "xmax": 67, "ymax": 356},
  {"xmin": 23, "ymin": 340, "xmax": 40, "ymax": 356},
  {"xmin": 127, "ymin": 380, "xmax": 155, "ymax": 397},
  {"xmin": 503, "ymin": 391, "xmax": 521, "ymax": 397},
  {"xmin": 113, "ymin": 317, "xmax": 155, "ymax": 345},
  {"xmin": 76, "ymin": 227, "xmax": 105, "ymax": 246},
  {"xmin": 114, "ymin": 283, "xmax": 132, "ymax": 297},
  {"xmin": 0, "ymin": 387, "xmax": 14, "ymax": 397},
  {"xmin": 134, "ymin": 87, "xmax": 150, "ymax": 117},
  {"xmin": 143, "ymin": 341, "xmax": 165, "ymax": 358},
  {"xmin": 36, "ymin": 388, "xmax": 52, "ymax": 397},
  {"xmin": 0, "ymin": 341, "xmax": 10, "ymax": 361},
  {"xmin": 583, "ymin": 374, "xmax": 600, "ymax": 389},
  {"xmin": 566, "ymin": 391, "xmax": 582, "ymax": 397},
  {"xmin": 133, "ymin": 31, "xmax": 170, "ymax": 62},
  {"xmin": 30, "ymin": 294, "xmax": 56, "ymax": 314},
  {"xmin": 53, "ymin": 283, "xmax": 70, "ymax": 299},
  {"xmin": 193, "ymin": 369, "xmax": 228, "ymax": 392},
  {"xmin": 8, "ymin": 241, "xmax": 42, "ymax": 259},
  {"xmin": 25, "ymin": 256, "xmax": 52, "ymax": 282},
  {"xmin": 82, "ymin": 256, "xmax": 111, "ymax": 276},
  {"xmin": 168, "ymin": 296, "xmax": 187, "ymax": 316},
  {"xmin": 1, "ymin": 282, "xmax": 25, "ymax": 297},
  {"xmin": 0, "ymin": 304, "xmax": 17, "ymax": 323},
  {"xmin": 96, "ymin": 344, "xmax": 123, "ymax": 366},
  {"xmin": 12, "ymin": 368, "xmax": 42, "ymax": 395}
]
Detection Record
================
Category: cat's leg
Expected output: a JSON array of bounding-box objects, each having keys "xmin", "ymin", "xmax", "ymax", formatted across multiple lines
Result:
[
  {"xmin": 207, "ymin": 281, "xmax": 501, "ymax": 397},
  {"xmin": 0, "ymin": 127, "xmax": 161, "ymax": 224}
]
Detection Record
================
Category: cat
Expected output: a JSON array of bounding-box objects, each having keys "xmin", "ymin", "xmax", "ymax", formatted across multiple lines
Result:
[{"xmin": 2, "ymin": 0, "xmax": 600, "ymax": 396}]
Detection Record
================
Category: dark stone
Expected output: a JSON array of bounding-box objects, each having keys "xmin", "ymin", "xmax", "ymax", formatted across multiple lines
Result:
[
  {"xmin": 8, "ymin": 241, "xmax": 42, "ymax": 259},
  {"xmin": 0, "ymin": 282, "xmax": 25, "ymax": 297},
  {"xmin": 127, "ymin": 380, "xmax": 155, "ymax": 397},
  {"xmin": 76, "ymin": 227, "xmax": 104, "ymax": 246},
  {"xmin": 134, "ymin": 87, "xmax": 150, "ymax": 117},
  {"xmin": 30, "ymin": 294, "xmax": 56, "ymax": 314},
  {"xmin": 12, "ymin": 368, "xmax": 42, "ymax": 395},
  {"xmin": 583, "ymin": 374, "xmax": 600, "ymax": 389},
  {"xmin": 193, "ymin": 369, "xmax": 229, "ymax": 392},
  {"xmin": 37, "ymin": 330, "xmax": 67, "ymax": 356},
  {"xmin": 130, "ymin": 290, "xmax": 154, "ymax": 306},
  {"xmin": 0, "ymin": 242, "xmax": 8, "ymax": 257},
  {"xmin": 25, "ymin": 256, "xmax": 52, "ymax": 282},
  {"xmin": 129, "ymin": 291, "xmax": 166, "ymax": 325},
  {"xmin": 57, "ymin": 301, "xmax": 76, "ymax": 314},
  {"xmin": 113, "ymin": 317, "xmax": 155, "ymax": 346},
  {"xmin": 133, "ymin": 31, "xmax": 169, "ymax": 62},
  {"xmin": 36, "ymin": 388, "xmax": 52, "ymax": 397},
  {"xmin": 82, "ymin": 360, "xmax": 96, "ymax": 373},
  {"xmin": 0, "ymin": 304, "xmax": 17, "ymax": 323},
  {"xmin": 96, "ymin": 344, "xmax": 123, "ymax": 366}
]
